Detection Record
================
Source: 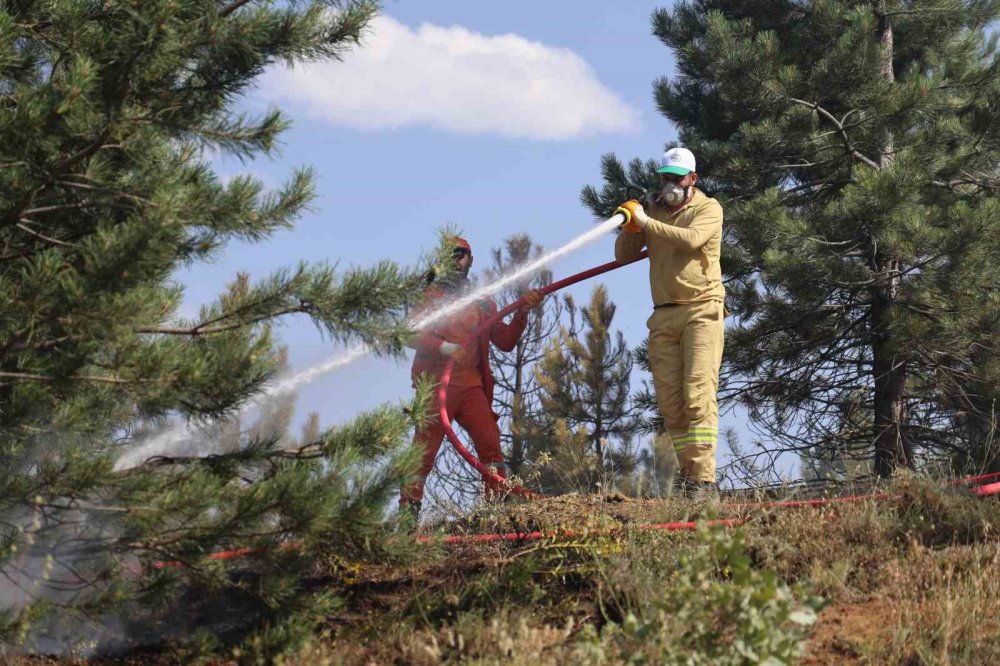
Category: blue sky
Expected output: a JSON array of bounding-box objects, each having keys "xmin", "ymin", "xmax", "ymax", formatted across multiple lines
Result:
[{"xmin": 176, "ymin": 1, "xmax": 763, "ymax": 476}]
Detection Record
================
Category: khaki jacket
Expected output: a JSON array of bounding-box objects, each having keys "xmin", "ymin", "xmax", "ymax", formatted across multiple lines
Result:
[{"xmin": 615, "ymin": 188, "xmax": 725, "ymax": 305}]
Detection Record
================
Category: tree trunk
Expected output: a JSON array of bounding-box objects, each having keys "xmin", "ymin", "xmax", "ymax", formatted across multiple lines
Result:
[
  {"xmin": 872, "ymin": 287, "xmax": 912, "ymax": 477},
  {"xmin": 871, "ymin": 2, "xmax": 912, "ymax": 478},
  {"xmin": 966, "ymin": 392, "xmax": 999, "ymax": 473},
  {"xmin": 507, "ymin": 340, "xmax": 527, "ymax": 476},
  {"xmin": 594, "ymin": 413, "xmax": 605, "ymax": 461}
]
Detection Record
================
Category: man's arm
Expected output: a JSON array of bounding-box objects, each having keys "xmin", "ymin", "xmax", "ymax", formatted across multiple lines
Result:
[
  {"xmin": 615, "ymin": 228, "xmax": 647, "ymax": 263},
  {"xmin": 641, "ymin": 200, "xmax": 723, "ymax": 251},
  {"xmin": 489, "ymin": 306, "xmax": 529, "ymax": 352},
  {"xmin": 405, "ymin": 288, "xmax": 449, "ymax": 354}
]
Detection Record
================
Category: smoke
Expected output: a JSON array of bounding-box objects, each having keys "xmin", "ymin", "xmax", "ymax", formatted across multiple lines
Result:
[
  {"xmin": 0, "ymin": 503, "xmax": 135, "ymax": 657},
  {"xmin": 0, "ymin": 498, "xmax": 271, "ymax": 657}
]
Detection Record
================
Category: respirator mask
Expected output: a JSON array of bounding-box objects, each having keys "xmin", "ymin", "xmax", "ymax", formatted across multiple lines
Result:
[{"xmin": 659, "ymin": 183, "xmax": 689, "ymax": 206}]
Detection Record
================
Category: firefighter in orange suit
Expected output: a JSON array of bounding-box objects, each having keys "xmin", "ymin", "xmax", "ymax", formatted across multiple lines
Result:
[{"xmin": 401, "ymin": 237, "xmax": 543, "ymax": 517}]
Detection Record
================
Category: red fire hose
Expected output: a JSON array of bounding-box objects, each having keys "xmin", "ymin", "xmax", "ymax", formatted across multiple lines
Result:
[
  {"xmin": 435, "ymin": 247, "xmax": 649, "ymax": 498},
  {"xmin": 151, "ymin": 473, "xmax": 1000, "ymax": 565},
  {"xmin": 417, "ymin": 476, "xmax": 1000, "ymax": 547},
  {"xmin": 973, "ymin": 480, "xmax": 1000, "ymax": 496}
]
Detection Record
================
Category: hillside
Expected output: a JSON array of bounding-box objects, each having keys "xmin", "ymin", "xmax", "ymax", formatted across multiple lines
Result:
[
  {"xmin": 15, "ymin": 476, "xmax": 998, "ymax": 665},
  {"xmin": 316, "ymin": 478, "xmax": 998, "ymax": 665}
]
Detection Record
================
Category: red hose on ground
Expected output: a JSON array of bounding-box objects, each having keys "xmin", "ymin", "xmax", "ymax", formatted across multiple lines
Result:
[
  {"xmin": 973, "ymin": 481, "xmax": 1000, "ymax": 497},
  {"xmin": 152, "ymin": 543, "xmax": 300, "ymax": 570},
  {"xmin": 715, "ymin": 472, "xmax": 1000, "ymax": 512},
  {"xmin": 149, "ymin": 466, "xmax": 999, "ymax": 568},
  {"xmin": 436, "ymin": 240, "xmax": 649, "ymax": 498},
  {"xmin": 415, "ymin": 478, "xmax": 1000, "ymax": 547},
  {"xmin": 951, "ymin": 470, "xmax": 1000, "ymax": 486},
  {"xmin": 151, "ymin": 547, "xmax": 254, "ymax": 570}
]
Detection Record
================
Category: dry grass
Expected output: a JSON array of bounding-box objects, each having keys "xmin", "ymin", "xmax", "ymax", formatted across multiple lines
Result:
[
  {"xmin": 10, "ymin": 478, "xmax": 999, "ymax": 664},
  {"xmin": 875, "ymin": 545, "xmax": 1000, "ymax": 665},
  {"xmin": 307, "ymin": 478, "xmax": 999, "ymax": 666}
]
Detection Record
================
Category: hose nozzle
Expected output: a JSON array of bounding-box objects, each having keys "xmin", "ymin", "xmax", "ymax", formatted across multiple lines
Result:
[{"xmin": 614, "ymin": 200, "xmax": 643, "ymax": 234}]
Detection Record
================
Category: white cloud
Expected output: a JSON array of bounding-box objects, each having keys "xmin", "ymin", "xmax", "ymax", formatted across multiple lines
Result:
[{"xmin": 261, "ymin": 16, "xmax": 639, "ymax": 140}]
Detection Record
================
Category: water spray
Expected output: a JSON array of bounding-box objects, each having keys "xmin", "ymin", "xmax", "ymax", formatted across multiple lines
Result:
[
  {"xmin": 409, "ymin": 214, "xmax": 624, "ymax": 332},
  {"xmin": 116, "ymin": 213, "xmax": 631, "ymax": 470},
  {"xmin": 113, "ymin": 345, "xmax": 369, "ymax": 471}
]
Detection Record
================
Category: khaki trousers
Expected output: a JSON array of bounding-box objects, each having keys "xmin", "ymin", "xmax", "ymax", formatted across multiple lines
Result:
[{"xmin": 647, "ymin": 300, "xmax": 725, "ymax": 483}]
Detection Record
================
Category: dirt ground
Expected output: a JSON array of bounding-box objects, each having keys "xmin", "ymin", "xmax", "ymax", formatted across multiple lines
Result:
[{"xmin": 799, "ymin": 600, "xmax": 893, "ymax": 665}]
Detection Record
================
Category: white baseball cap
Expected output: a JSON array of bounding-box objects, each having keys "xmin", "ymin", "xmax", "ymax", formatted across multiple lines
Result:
[{"xmin": 657, "ymin": 147, "xmax": 696, "ymax": 176}]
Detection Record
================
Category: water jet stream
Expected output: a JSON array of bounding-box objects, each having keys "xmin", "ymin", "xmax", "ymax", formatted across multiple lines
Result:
[{"xmin": 115, "ymin": 216, "xmax": 624, "ymax": 470}]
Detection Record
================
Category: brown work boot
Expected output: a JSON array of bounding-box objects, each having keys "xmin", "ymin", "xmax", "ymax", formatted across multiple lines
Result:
[
  {"xmin": 678, "ymin": 477, "xmax": 720, "ymax": 505},
  {"xmin": 689, "ymin": 480, "xmax": 720, "ymax": 505}
]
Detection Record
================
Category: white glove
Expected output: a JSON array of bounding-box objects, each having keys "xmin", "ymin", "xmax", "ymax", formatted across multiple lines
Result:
[
  {"xmin": 439, "ymin": 341, "xmax": 464, "ymax": 358},
  {"xmin": 629, "ymin": 202, "xmax": 650, "ymax": 227}
]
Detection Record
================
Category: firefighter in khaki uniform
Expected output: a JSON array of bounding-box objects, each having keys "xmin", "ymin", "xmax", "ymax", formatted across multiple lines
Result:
[{"xmin": 614, "ymin": 147, "xmax": 724, "ymax": 496}]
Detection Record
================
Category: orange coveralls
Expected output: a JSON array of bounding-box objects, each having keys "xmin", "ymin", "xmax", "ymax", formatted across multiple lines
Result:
[{"xmin": 401, "ymin": 283, "xmax": 529, "ymax": 505}]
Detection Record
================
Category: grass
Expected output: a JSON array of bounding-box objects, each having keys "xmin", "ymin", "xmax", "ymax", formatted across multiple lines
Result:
[
  {"xmin": 9, "ymin": 477, "xmax": 998, "ymax": 665},
  {"xmin": 269, "ymin": 477, "xmax": 994, "ymax": 666}
]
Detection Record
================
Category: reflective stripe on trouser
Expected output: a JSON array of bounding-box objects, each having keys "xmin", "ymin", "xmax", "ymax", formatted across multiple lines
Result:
[
  {"xmin": 646, "ymin": 300, "xmax": 725, "ymax": 483},
  {"xmin": 400, "ymin": 384, "xmax": 505, "ymax": 504}
]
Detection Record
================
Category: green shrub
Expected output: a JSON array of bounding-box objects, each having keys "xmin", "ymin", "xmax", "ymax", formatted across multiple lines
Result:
[{"xmin": 590, "ymin": 523, "xmax": 825, "ymax": 665}]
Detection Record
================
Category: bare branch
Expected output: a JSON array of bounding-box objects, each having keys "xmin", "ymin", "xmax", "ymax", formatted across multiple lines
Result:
[
  {"xmin": 55, "ymin": 180, "xmax": 160, "ymax": 208},
  {"xmin": 0, "ymin": 371, "xmax": 153, "ymax": 385},
  {"xmin": 137, "ymin": 307, "xmax": 309, "ymax": 336},
  {"xmin": 788, "ymin": 98, "xmax": 881, "ymax": 170},
  {"xmin": 219, "ymin": 0, "xmax": 255, "ymax": 18},
  {"xmin": 16, "ymin": 219, "xmax": 73, "ymax": 247}
]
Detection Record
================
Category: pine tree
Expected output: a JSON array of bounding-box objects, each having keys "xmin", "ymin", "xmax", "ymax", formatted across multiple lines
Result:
[
  {"xmin": 484, "ymin": 235, "xmax": 563, "ymax": 477},
  {"xmin": 528, "ymin": 286, "xmax": 640, "ymax": 493},
  {"xmin": 0, "ymin": 1, "xmax": 449, "ymax": 656},
  {"xmin": 584, "ymin": 1, "xmax": 1000, "ymax": 479}
]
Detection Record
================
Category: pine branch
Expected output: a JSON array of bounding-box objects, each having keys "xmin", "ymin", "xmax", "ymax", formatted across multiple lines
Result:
[
  {"xmin": 18, "ymin": 201, "xmax": 102, "ymax": 217},
  {"xmin": 219, "ymin": 0, "xmax": 256, "ymax": 18},
  {"xmin": 0, "ymin": 371, "xmax": 158, "ymax": 385},
  {"xmin": 788, "ymin": 98, "xmax": 881, "ymax": 170},
  {"xmin": 16, "ymin": 220, "xmax": 73, "ymax": 247},
  {"xmin": 137, "ymin": 307, "xmax": 309, "ymax": 336},
  {"xmin": 123, "ymin": 442, "xmax": 326, "ymax": 471},
  {"xmin": 55, "ymin": 179, "xmax": 161, "ymax": 208}
]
